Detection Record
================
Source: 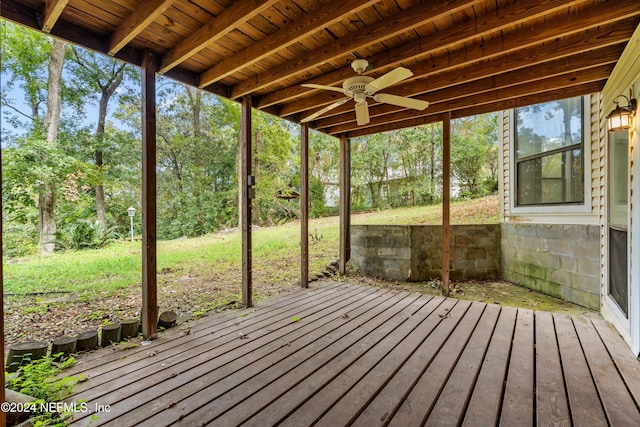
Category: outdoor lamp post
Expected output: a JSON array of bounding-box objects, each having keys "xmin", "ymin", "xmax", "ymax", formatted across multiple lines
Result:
[{"xmin": 127, "ymin": 206, "xmax": 136, "ymax": 242}]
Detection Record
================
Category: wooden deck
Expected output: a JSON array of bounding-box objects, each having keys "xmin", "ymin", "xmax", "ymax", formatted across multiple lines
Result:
[{"xmin": 63, "ymin": 281, "xmax": 640, "ymax": 426}]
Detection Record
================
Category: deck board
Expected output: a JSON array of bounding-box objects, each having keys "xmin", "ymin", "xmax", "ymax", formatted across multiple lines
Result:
[
  {"xmin": 554, "ymin": 314, "xmax": 608, "ymax": 426},
  {"xmin": 500, "ymin": 308, "xmax": 535, "ymax": 427},
  {"xmin": 424, "ymin": 303, "xmax": 501, "ymax": 426},
  {"xmin": 462, "ymin": 305, "xmax": 516, "ymax": 426},
  {"xmin": 535, "ymin": 311, "xmax": 570, "ymax": 426},
  {"xmin": 63, "ymin": 281, "xmax": 640, "ymax": 427},
  {"xmin": 573, "ymin": 315, "xmax": 640, "ymax": 426}
]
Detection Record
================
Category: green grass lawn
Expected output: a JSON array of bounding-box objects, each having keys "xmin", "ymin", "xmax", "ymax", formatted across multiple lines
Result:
[{"xmin": 4, "ymin": 195, "xmax": 498, "ymax": 296}]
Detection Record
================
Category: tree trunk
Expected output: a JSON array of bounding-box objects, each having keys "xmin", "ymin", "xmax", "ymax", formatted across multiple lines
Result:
[
  {"xmin": 93, "ymin": 64, "xmax": 124, "ymax": 234},
  {"xmin": 39, "ymin": 38, "xmax": 66, "ymax": 255},
  {"xmin": 95, "ymin": 95, "xmax": 108, "ymax": 234},
  {"xmin": 38, "ymin": 187, "xmax": 57, "ymax": 254},
  {"xmin": 95, "ymin": 149, "xmax": 108, "ymax": 233}
]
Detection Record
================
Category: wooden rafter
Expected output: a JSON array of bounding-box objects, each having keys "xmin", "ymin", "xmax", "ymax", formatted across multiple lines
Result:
[
  {"xmin": 198, "ymin": 0, "xmax": 380, "ymax": 88},
  {"xmin": 42, "ymin": 0, "xmax": 68, "ymax": 33},
  {"xmin": 160, "ymin": 0, "xmax": 279, "ymax": 74},
  {"xmin": 231, "ymin": 0, "xmax": 487, "ymax": 98},
  {"xmin": 340, "ymin": 78, "xmax": 607, "ymax": 138},
  {"xmin": 259, "ymin": 0, "xmax": 638, "ymax": 111},
  {"xmin": 311, "ymin": 45, "xmax": 624, "ymax": 128},
  {"xmin": 286, "ymin": 18, "xmax": 636, "ymax": 119},
  {"xmin": 326, "ymin": 64, "xmax": 613, "ymax": 135},
  {"xmin": 343, "ymin": 81, "xmax": 605, "ymax": 138},
  {"xmin": 109, "ymin": 0, "xmax": 175, "ymax": 56},
  {"xmin": 2, "ymin": 0, "xmax": 637, "ymax": 139}
]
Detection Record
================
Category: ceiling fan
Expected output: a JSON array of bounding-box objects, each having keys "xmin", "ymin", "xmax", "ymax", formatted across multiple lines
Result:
[{"xmin": 300, "ymin": 58, "xmax": 429, "ymax": 126}]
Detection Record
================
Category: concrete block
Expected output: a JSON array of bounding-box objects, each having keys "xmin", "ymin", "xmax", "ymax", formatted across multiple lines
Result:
[
  {"xmin": 570, "ymin": 272, "xmax": 600, "ymax": 294},
  {"xmin": 559, "ymin": 255, "xmax": 577, "ymax": 273},
  {"xmin": 550, "ymin": 269, "xmax": 571, "ymax": 286},
  {"xmin": 573, "ymin": 241, "xmax": 599, "ymax": 260},
  {"xmin": 476, "ymin": 258, "xmax": 499, "ymax": 269},
  {"xmin": 452, "ymin": 259, "xmax": 476, "ymax": 270},
  {"xmin": 465, "ymin": 248, "xmax": 487, "ymax": 259},
  {"xmin": 549, "ymin": 239, "xmax": 573, "ymax": 256},
  {"xmin": 562, "ymin": 287, "xmax": 600, "ymax": 310},
  {"xmin": 533, "ymin": 252, "xmax": 561, "ymax": 269},
  {"xmin": 577, "ymin": 257, "xmax": 600, "ymax": 278}
]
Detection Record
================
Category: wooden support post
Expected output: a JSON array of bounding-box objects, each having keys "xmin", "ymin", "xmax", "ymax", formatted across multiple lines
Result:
[
  {"xmin": 442, "ymin": 111, "xmax": 451, "ymax": 296},
  {"xmin": 339, "ymin": 135, "xmax": 351, "ymax": 275},
  {"xmin": 1, "ymin": 131, "xmax": 5, "ymax": 427},
  {"xmin": 241, "ymin": 96, "xmax": 253, "ymax": 307},
  {"xmin": 141, "ymin": 50, "xmax": 158, "ymax": 339},
  {"xmin": 301, "ymin": 123, "xmax": 309, "ymax": 288}
]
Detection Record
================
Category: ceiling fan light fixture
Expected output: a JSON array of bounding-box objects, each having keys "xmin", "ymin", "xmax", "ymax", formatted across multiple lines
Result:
[
  {"xmin": 353, "ymin": 92, "xmax": 367, "ymax": 103},
  {"xmin": 351, "ymin": 58, "xmax": 369, "ymax": 74}
]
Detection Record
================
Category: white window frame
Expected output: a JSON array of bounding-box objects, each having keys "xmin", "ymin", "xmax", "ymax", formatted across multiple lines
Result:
[{"xmin": 509, "ymin": 95, "xmax": 592, "ymax": 216}]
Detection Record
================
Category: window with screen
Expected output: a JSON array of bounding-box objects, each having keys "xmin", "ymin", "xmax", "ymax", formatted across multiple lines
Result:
[{"xmin": 514, "ymin": 97, "xmax": 584, "ymax": 206}]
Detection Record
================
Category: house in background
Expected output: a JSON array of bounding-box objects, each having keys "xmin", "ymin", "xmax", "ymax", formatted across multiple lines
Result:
[{"xmin": 499, "ymin": 25, "xmax": 640, "ymax": 355}]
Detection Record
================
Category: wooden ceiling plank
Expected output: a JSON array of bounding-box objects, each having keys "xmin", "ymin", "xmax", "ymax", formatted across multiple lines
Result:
[
  {"xmin": 343, "ymin": 81, "xmax": 605, "ymax": 138},
  {"xmin": 42, "ymin": 0, "xmax": 69, "ymax": 33},
  {"xmin": 337, "ymin": 54, "xmax": 618, "ymax": 128},
  {"xmin": 288, "ymin": 18, "xmax": 634, "ymax": 118},
  {"xmin": 325, "ymin": 66, "xmax": 611, "ymax": 134},
  {"xmin": 231, "ymin": 0, "xmax": 487, "ymax": 98},
  {"xmin": 197, "ymin": 0, "xmax": 381, "ymax": 88},
  {"xmin": 159, "ymin": 0, "xmax": 281, "ymax": 73},
  {"xmin": 320, "ymin": 61, "xmax": 615, "ymax": 129},
  {"xmin": 109, "ymin": 0, "xmax": 177, "ymax": 55},
  {"xmin": 299, "ymin": 38, "xmax": 627, "ymax": 123},
  {"xmin": 241, "ymin": 0, "xmax": 586, "ymax": 100},
  {"xmin": 258, "ymin": 0, "xmax": 637, "ymax": 109}
]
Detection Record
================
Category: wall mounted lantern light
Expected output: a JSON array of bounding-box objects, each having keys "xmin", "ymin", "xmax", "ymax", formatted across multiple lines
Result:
[{"xmin": 607, "ymin": 95, "xmax": 637, "ymax": 132}]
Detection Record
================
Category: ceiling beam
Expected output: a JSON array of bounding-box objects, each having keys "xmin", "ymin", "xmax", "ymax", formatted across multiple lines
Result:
[
  {"xmin": 286, "ymin": 19, "xmax": 636, "ymax": 118},
  {"xmin": 230, "ymin": 0, "xmax": 487, "ymax": 98},
  {"xmin": 325, "ymin": 65, "xmax": 613, "ymax": 135},
  {"xmin": 197, "ymin": 0, "xmax": 380, "ymax": 87},
  {"xmin": 42, "ymin": 0, "xmax": 68, "ymax": 33},
  {"xmin": 342, "ymin": 81, "xmax": 605, "ymax": 138},
  {"xmin": 306, "ymin": 42, "xmax": 625, "ymax": 126},
  {"xmin": 259, "ymin": 0, "xmax": 639, "ymax": 110},
  {"xmin": 160, "ymin": 0, "xmax": 279, "ymax": 74},
  {"xmin": 109, "ymin": 0, "xmax": 176, "ymax": 56}
]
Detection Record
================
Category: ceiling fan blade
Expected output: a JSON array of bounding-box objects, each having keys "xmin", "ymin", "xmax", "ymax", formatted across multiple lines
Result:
[
  {"xmin": 373, "ymin": 93, "xmax": 429, "ymax": 110},
  {"xmin": 301, "ymin": 83, "xmax": 345, "ymax": 94},
  {"xmin": 366, "ymin": 67, "xmax": 413, "ymax": 93},
  {"xmin": 355, "ymin": 100, "xmax": 370, "ymax": 126},
  {"xmin": 301, "ymin": 98, "xmax": 349, "ymax": 123}
]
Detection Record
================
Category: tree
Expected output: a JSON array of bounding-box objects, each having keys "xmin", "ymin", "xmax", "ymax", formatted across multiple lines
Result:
[
  {"xmin": 451, "ymin": 114, "xmax": 498, "ymax": 197},
  {"xmin": 1, "ymin": 23, "xmax": 68, "ymax": 254},
  {"xmin": 68, "ymin": 48, "xmax": 129, "ymax": 234}
]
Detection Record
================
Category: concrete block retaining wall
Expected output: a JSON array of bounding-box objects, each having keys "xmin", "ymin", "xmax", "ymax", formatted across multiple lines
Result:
[
  {"xmin": 351, "ymin": 222, "xmax": 600, "ymax": 310},
  {"xmin": 500, "ymin": 223, "xmax": 600, "ymax": 310},
  {"xmin": 350, "ymin": 224, "xmax": 501, "ymax": 282}
]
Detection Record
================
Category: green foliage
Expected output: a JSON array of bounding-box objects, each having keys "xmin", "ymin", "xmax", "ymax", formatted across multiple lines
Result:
[
  {"xmin": 451, "ymin": 114, "xmax": 499, "ymax": 198},
  {"xmin": 5, "ymin": 354, "xmax": 78, "ymax": 426},
  {"xmin": 56, "ymin": 218, "xmax": 121, "ymax": 250},
  {"xmin": 2, "ymin": 21, "xmax": 500, "ymax": 257}
]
